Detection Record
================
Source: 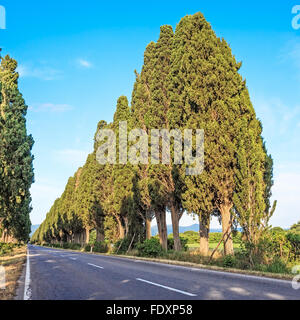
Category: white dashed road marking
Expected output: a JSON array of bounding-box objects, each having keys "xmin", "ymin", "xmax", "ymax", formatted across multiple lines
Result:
[
  {"xmin": 136, "ymin": 278, "xmax": 197, "ymax": 297},
  {"xmin": 24, "ymin": 247, "xmax": 32, "ymax": 300},
  {"xmin": 88, "ymin": 263, "xmax": 104, "ymax": 269}
]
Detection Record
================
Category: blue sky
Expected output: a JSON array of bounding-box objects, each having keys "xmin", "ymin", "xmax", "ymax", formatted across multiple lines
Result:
[{"xmin": 0, "ymin": 0, "xmax": 299, "ymax": 228}]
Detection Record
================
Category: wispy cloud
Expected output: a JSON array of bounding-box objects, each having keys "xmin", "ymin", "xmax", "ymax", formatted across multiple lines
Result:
[
  {"xmin": 29, "ymin": 103, "xmax": 73, "ymax": 113},
  {"xmin": 17, "ymin": 64, "xmax": 62, "ymax": 81},
  {"xmin": 77, "ymin": 59, "xmax": 93, "ymax": 69}
]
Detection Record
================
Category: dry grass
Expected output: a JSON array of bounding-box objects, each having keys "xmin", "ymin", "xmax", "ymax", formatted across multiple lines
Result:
[{"xmin": 0, "ymin": 246, "xmax": 26, "ymax": 300}]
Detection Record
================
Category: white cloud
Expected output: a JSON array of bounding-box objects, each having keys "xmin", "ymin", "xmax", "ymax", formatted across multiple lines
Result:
[
  {"xmin": 29, "ymin": 103, "xmax": 73, "ymax": 113},
  {"xmin": 17, "ymin": 64, "xmax": 62, "ymax": 81},
  {"xmin": 77, "ymin": 59, "xmax": 93, "ymax": 69}
]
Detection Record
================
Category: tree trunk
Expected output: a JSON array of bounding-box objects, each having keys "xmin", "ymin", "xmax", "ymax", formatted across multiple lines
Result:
[
  {"xmin": 80, "ymin": 231, "xmax": 85, "ymax": 246},
  {"xmin": 199, "ymin": 213, "xmax": 210, "ymax": 256},
  {"xmin": 146, "ymin": 217, "xmax": 152, "ymax": 240},
  {"xmin": 155, "ymin": 210, "xmax": 168, "ymax": 251},
  {"xmin": 170, "ymin": 203, "xmax": 181, "ymax": 251},
  {"xmin": 220, "ymin": 204, "xmax": 234, "ymax": 255},
  {"xmin": 123, "ymin": 216, "xmax": 129, "ymax": 238},
  {"xmin": 96, "ymin": 229, "xmax": 105, "ymax": 242},
  {"xmin": 116, "ymin": 216, "xmax": 125, "ymax": 239},
  {"xmin": 85, "ymin": 227, "xmax": 90, "ymax": 244}
]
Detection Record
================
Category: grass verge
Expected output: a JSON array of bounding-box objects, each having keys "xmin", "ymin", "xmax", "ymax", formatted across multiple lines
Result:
[{"xmin": 0, "ymin": 246, "xmax": 26, "ymax": 300}]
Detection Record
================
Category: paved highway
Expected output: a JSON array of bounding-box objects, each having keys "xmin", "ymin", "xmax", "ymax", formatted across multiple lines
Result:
[{"xmin": 17, "ymin": 245, "xmax": 300, "ymax": 300}]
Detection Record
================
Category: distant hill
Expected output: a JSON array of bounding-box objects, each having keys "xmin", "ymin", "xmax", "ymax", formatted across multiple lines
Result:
[
  {"xmin": 30, "ymin": 224, "xmax": 40, "ymax": 237},
  {"xmin": 151, "ymin": 224, "xmax": 223, "ymax": 236}
]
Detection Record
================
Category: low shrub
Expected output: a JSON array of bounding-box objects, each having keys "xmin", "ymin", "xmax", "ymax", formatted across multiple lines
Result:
[
  {"xmin": 265, "ymin": 258, "xmax": 289, "ymax": 274},
  {"xmin": 0, "ymin": 243, "xmax": 16, "ymax": 255},
  {"xmin": 93, "ymin": 241, "xmax": 108, "ymax": 253},
  {"xmin": 137, "ymin": 238, "xmax": 163, "ymax": 257},
  {"xmin": 84, "ymin": 244, "xmax": 91, "ymax": 252},
  {"xmin": 113, "ymin": 237, "xmax": 133, "ymax": 254},
  {"xmin": 167, "ymin": 237, "xmax": 188, "ymax": 251},
  {"xmin": 222, "ymin": 255, "xmax": 237, "ymax": 268}
]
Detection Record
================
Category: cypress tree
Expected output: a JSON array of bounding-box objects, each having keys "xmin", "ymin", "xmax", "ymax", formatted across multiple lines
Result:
[
  {"xmin": 131, "ymin": 42, "xmax": 168, "ymax": 247},
  {"xmin": 111, "ymin": 96, "xmax": 137, "ymax": 239},
  {"xmin": 0, "ymin": 55, "xmax": 34, "ymax": 242},
  {"xmin": 234, "ymin": 120, "xmax": 277, "ymax": 261},
  {"xmin": 74, "ymin": 153, "xmax": 104, "ymax": 244},
  {"xmin": 146, "ymin": 25, "xmax": 186, "ymax": 251},
  {"xmin": 168, "ymin": 13, "xmax": 252, "ymax": 255}
]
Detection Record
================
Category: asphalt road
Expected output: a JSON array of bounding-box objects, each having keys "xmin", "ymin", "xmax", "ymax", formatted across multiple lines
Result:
[{"xmin": 17, "ymin": 245, "xmax": 300, "ymax": 300}]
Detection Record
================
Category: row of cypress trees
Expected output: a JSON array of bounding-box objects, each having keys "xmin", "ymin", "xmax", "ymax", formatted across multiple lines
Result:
[
  {"xmin": 0, "ymin": 54, "xmax": 34, "ymax": 243},
  {"xmin": 32, "ymin": 13, "xmax": 275, "ymax": 256}
]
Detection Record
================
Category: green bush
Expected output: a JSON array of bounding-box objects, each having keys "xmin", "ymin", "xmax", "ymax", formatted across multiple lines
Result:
[
  {"xmin": 69, "ymin": 243, "xmax": 81, "ymax": 250},
  {"xmin": 84, "ymin": 244, "xmax": 91, "ymax": 252},
  {"xmin": 286, "ymin": 232, "xmax": 300, "ymax": 260},
  {"xmin": 0, "ymin": 243, "xmax": 16, "ymax": 255},
  {"xmin": 94, "ymin": 241, "xmax": 108, "ymax": 253},
  {"xmin": 181, "ymin": 231, "xmax": 200, "ymax": 244},
  {"xmin": 254, "ymin": 258, "xmax": 289, "ymax": 274},
  {"xmin": 137, "ymin": 238, "xmax": 163, "ymax": 257},
  {"xmin": 265, "ymin": 258, "xmax": 289, "ymax": 274},
  {"xmin": 222, "ymin": 255, "xmax": 237, "ymax": 268},
  {"xmin": 167, "ymin": 237, "xmax": 188, "ymax": 251},
  {"xmin": 113, "ymin": 237, "xmax": 133, "ymax": 254}
]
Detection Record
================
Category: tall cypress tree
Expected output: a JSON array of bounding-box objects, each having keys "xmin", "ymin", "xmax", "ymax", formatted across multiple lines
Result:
[
  {"xmin": 0, "ymin": 55, "xmax": 34, "ymax": 242},
  {"xmin": 234, "ymin": 119, "xmax": 277, "ymax": 261},
  {"xmin": 74, "ymin": 153, "xmax": 104, "ymax": 244},
  {"xmin": 168, "ymin": 13, "xmax": 253, "ymax": 255},
  {"xmin": 131, "ymin": 42, "xmax": 171, "ymax": 248},
  {"xmin": 145, "ymin": 25, "xmax": 186, "ymax": 251},
  {"xmin": 111, "ymin": 96, "xmax": 139, "ymax": 239}
]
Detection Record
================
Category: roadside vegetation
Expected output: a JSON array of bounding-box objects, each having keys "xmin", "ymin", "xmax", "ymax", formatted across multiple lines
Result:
[
  {"xmin": 38, "ymin": 222, "xmax": 300, "ymax": 277},
  {"xmin": 0, "ymin": 244, "xmax": 26, "ymax": 300}
]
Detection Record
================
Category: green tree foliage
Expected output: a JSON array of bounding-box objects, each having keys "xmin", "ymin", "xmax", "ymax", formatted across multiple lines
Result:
[
  {"xmin": 110, "ymin": 96, "xmax": 141, "ymax": 240},
  {"xmin": 290, "ymin": 221, "xmax": 300, "ymax": 234},
  {"xmin": 131, "ymin": 41, "xmax": 170, "ymax": 250},
  {"xmin": 32, "ymin": 12, "xmax": 276, "ymax": 261},
  {"xmin": 0, "ymin": 55, "xmax": 34, "ymax": 243},
  {"xmin": 168, "ymin": 13, "xmax": 243, "ymax": 255}
]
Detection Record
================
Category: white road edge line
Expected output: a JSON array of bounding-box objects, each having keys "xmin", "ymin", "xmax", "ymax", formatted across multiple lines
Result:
[
  {"xmin": 88, "ymin": 263, "xmax": 104, "ymax": 269},
  {"xmin": 136, "ymin": 278, "xmax": 197, "ymax": 297},
  {"xmin": 24, "ymin": 247, "xmax": 32, "ymax": 300}
]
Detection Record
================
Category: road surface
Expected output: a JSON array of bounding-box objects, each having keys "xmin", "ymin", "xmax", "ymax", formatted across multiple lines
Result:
[{"xmin": 17, "ymin": 245, "xmax": 300, "ymax": 300}]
